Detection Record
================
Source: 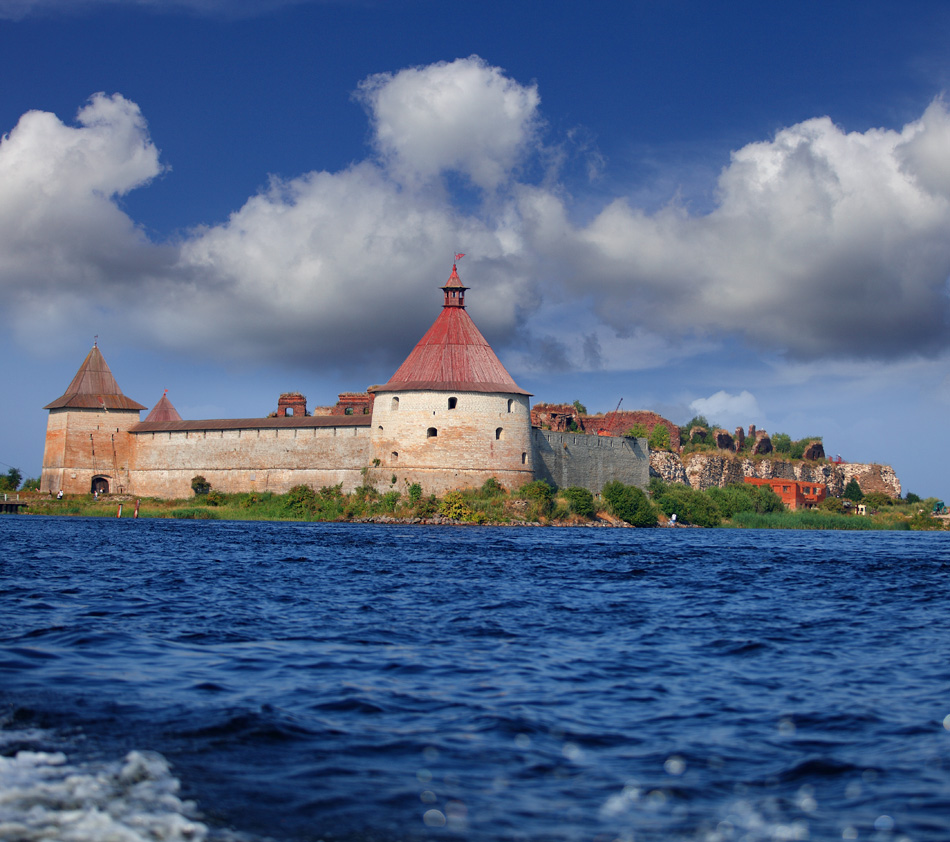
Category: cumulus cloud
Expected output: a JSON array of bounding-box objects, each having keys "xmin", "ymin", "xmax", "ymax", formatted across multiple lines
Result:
[
  {"xmin": 0, "ymin": 93, "xmax": 170, "ymax": 345},
  {"xmin": 356, "ymin": 57, "xmax": 541, "ymax": 191},
  {"xmin": 568, "ymin": 106, "xmax": 950, "ymax": 359},
  {"xmin": 2, "ymin": 58, "xmax": 950, "ymax": 378},
  {"xmin": 690, "ymin": 390, "xmax": 763, "ymax": 430}
]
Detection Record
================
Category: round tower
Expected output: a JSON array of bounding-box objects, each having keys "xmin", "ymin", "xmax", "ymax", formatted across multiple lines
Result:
[{"xmin": 369, "ymin": 264, "xmax": 534, "ymax": 494}]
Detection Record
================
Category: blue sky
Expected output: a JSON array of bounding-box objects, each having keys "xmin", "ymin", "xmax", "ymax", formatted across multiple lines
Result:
[{"xmin": 2, "ymin": 0, "xmax": 949, "ymax": 497}]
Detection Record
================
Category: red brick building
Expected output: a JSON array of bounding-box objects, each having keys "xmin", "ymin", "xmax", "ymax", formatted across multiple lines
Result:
[{"xmin": 743, "ymin": 477, "xmax": 827, "ymax": 510}]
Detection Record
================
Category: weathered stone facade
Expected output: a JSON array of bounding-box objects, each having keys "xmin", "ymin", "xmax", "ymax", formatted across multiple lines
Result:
[
  {"xmin": 671, "ymin": 452, "xmax": 901, "ymax": 497},
  {"xmin": 534, "ymin": 431, "xmax": 649, "ymax": 492},
  {"xmin": 369, "ymin": 390, "xmax": 534, "ymax": 495}
]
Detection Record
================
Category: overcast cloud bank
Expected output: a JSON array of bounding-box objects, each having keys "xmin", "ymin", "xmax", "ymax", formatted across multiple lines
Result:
[{"xmin": 1, "ymin": 57, "xmax": 948, "ymax": 379}]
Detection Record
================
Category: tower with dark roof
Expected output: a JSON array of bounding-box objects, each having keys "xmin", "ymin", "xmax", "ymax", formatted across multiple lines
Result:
[
  {"xmin": 369, "ymin": 264, "xmax": 534, "ymax": 494},
  {"xmin": 40, "ymin": 343, "xmax": 145, "ymax": 495}
]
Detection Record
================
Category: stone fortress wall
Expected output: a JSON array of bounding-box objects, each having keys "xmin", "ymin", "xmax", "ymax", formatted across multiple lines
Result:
[
  {"xmin": 368, "ymin": 389, "xmax": 535, "ymax": 495},
  {"xmin": 532, "ymin": 430, "xmax": 650, "ymax": 493},
  {"xmin": 127, "ymin": 422, "xmax": 371, "ymax": 498}
]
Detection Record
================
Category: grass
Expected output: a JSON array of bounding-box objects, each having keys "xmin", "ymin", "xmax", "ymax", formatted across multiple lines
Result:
[{"xmin": 16, "ymin": 485, "xmax": 945, "ymax": 531}]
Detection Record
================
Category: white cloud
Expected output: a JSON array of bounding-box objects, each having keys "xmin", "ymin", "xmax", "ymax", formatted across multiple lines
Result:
[
  {"xmin": 689, "ymin": 390, "xmax": 763, "ymax": 430},
  {"xmin": 356, "ymin": 57, "xmax": 541, "ymax": 191},
  {"xmin": 2, "ymin": 60, "xmax": 950, "ymax": 379}
]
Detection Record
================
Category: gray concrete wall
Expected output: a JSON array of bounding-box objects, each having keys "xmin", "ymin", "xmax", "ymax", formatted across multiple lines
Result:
[{"xmin": 531, "ymin": 430, "xmax": 649, "ymax": 493}]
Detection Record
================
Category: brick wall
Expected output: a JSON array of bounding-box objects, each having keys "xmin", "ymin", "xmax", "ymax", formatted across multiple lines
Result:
[{"xmin": 41, "ymin": 408, "xmax": 141, "ymax": 495}]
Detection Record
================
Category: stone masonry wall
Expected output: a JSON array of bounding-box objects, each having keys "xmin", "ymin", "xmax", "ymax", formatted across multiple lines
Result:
[
  {"xmin": 369, "ymin": 390, "xmax": 535, "ymax": 495},
  {"xmin": 41, "ymin": 408, "xmax": 141, "ymax": 495},
  {"xmin": 128, "ymin": 424, "xmax": 372, "ymax": 498},
  {"xmin": 532, "ymin": 430, "xmax": 649, "ymax": 494}
]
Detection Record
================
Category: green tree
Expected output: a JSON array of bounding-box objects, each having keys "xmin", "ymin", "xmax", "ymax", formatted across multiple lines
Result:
[
  {"xmin": 771, "ymin": 433, "xmax": 792, "ymax": 454},
  {"xmin": 21, "ymin": 477, "xmax": 40, "ymax": 491},
  {"xmin": 648, "ymin": 424, "xmax": 671, "ymax": 451},
  {"xmin": 601, "ymin": 481, "xmax": 657, "ymax": 527},
  {"xmin": 625, "ymin": 423, "xmax": 649, "ymax": 439},
  {"xmin": 905, "ymin": 492, "xmax": 921, "ymax": 504},
  {"xmin": 0, "ymin": 467, "xmax": 23, "ymax": 491},
  {"xmin": 843, "ymin": 478, "xmax": 864, "ymax": 502},
  {"xmin": 572, "ymin": 399, "xmax": 587, "ymax": 415}
]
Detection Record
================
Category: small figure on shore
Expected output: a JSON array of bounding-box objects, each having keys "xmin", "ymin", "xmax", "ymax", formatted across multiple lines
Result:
[
  {"xmin": 57, "ymin": 490, "xmax": 63, "ymax": 499},
  {"xmin": 670, "ymin": 513, "xmax": 677, "ymax": 526}
]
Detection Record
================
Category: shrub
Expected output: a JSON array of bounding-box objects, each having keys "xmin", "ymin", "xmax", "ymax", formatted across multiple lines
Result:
[
  {"xmin": 204, "ymin": 489, "xmax": 224, "ymax": 507},
  {"xmin": 624, "ymin": 423, "xmax": 649, "ymax": 439},
  {"xmin": 905, "ymin": 492, "xmax": 921, "ymax": 504},
  {"xmin": 601, "ymin": 481, "xmax": 657, "ymax": 527},
  {"xmin": 407, "ymin": 482, "xmax": 423, "ymax": 505},
  {"xmin": 191, "ymin": 475, "xmax": 211, "ymax": 496},
  {"xmin": 285, "ymin": 484, "xmax": 318, "ymax": 518},
  {"xmin": 862, "ymin": 492, "xmax": 892, "ymax": 509},
  {"xmin": 480, "ymin": 477, "xmax": 505, "ymax": 497},
  {"xmin": 655, "ymin": 483, "xmax": 721, "ymax": 528},
  {"xmin": 771, "ymin": 433, "xmax": 792, "ymax": 454},
  {"xmin": 561, "ymin": 486, "xmax": 595, "ymax": 518},
  {"xmin": 439, "ymin": 491, "xmax": 472, "ymax": 521},
  {"xmin": 379, "ymin": 490, "xmax": 401, "ymax": 513}
]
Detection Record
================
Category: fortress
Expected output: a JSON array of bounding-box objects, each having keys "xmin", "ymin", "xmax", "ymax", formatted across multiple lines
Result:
[{"xmin": 40, "ymin": 265, "xmax": 649, "ymax": 498}]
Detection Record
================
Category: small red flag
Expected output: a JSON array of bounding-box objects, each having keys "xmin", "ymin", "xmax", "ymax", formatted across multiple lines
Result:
[{"xmin": 454, "ymin": 253, "xmax": 465, "ymax": 262}]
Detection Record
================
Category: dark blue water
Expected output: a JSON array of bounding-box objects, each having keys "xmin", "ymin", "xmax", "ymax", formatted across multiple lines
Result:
[{"xmin": 2, "ymin": 516, "xmax": 949, "ymax": 842}]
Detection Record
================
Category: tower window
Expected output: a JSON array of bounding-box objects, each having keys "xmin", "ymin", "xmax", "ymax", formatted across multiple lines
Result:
[
  {"xmin": 495, "ymin": 427, "xmax": 503, "ymax": 440},
  {"xmin": 448, "ymin": 397, "xmax": 458, "ymax": 410},
  {"xmin": 392, "ymin": 452, "xmax": 398, "ymax": 461},
  {"xmin": 522, "ymin": 452, "xmax": 527, "ymax": 464},
  {"xmin": 427, "ymin": 427, "xmax": 438, "ymax": 438},
  {"xmin": 507, "ymin": 399, "xmax": 513, "ymax": 413},
  {"xmin": 391, "ymin": 397, "xmax": 399, "ymax": 411}
]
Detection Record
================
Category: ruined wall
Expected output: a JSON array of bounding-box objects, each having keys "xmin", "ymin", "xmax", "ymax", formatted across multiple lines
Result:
[
  {"xmin": 532, "ymin": 430, "xmax": 649, "ymax": 493},
  {"xmin": 128, "ymin": 424, "xmax": 371, "ymax": 498},
  {"xmin": 369, "ymin": 389, "xmax": 534, "ymax": 495},
  {"xmin": 657, "ymin": 452, "xmax": 903, "ymax": 497},
  {"xmin": 40, "ymin": 408, "xmax": 141, "ymax": 495}
]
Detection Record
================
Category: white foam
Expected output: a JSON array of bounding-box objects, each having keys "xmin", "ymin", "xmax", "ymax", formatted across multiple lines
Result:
[{"xmin": 0, "ymin": 744, "xmax": 210, "ymax": 841}]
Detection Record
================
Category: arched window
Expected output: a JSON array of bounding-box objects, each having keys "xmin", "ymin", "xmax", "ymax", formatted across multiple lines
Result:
[
  {"xmin": 521, "ymin": 452, "xmax": 527, "ymax": 465},
  {"xmin": 448, "ymin": 397, "xmax": 458, "ymax": 410},
  {"xmin": 427, "ymin": 427, "xmax": 438, "ymax": 438},
  {"xmin": 284, "ymin": 407, "xmax": 294, "ymax": 416},
  {"xmin": 507, "ymin": 399, "xmax": 513, "ymax": 413},
  {"xmin": 391, "ymin": 452, "xmax": 398, "ymax": 462},
  {"xmin": 495, "ymin": 427, "xmax": 503, "ymax": 440},
  {"xmin": 391, "ymin": 397, "xmax": 399, "ymax": 411}
]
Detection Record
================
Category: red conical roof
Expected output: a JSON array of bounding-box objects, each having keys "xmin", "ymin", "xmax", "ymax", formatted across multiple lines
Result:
[
  {"xmin": 44, "ymin": 344, "xmax": 146, "ymax": 411},
  {"xmin": 376, "ymin": 266, "xmax": 530, "ymax": 396},
  {"xmin": 145, "ymin": 390, "xmax": 182, "ymax": 422}
]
